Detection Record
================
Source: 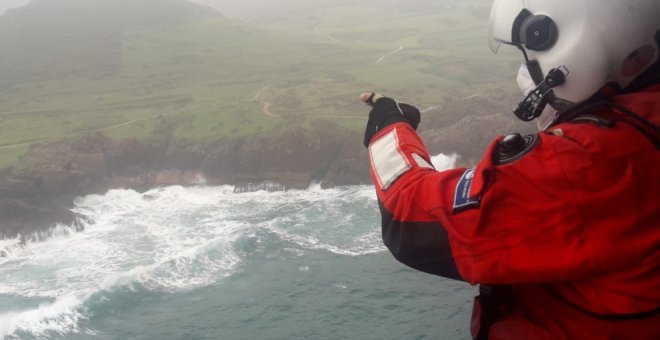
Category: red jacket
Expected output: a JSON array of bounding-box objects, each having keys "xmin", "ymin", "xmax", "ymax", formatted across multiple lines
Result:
[{"xmin": 367, "ymin": 85, "xmax": 660, "ymax": 339}]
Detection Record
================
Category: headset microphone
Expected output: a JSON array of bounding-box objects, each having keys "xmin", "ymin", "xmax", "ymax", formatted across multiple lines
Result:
[{"xmin": 514, "ymin": 66, "xmax": 569, "ymax": 121}]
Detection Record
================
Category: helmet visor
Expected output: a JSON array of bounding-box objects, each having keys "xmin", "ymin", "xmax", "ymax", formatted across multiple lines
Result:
[{"xmin": 488, "ymin": 0, "xmax": 526, "ymax": 53}]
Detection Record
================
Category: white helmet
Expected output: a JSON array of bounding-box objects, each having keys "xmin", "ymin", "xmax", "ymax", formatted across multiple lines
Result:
[{"xmin": 489, "ymin": 0, "xmax": 660, "ymax": 126}]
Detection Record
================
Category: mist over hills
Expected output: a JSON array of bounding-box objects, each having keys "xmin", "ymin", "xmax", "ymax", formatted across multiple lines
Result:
[
  {"xmin": 191, "ymin": 0, "xmax": 491, "ymax": 28},
  {"xmin": 0, "ymin": 0, "xmax": 31, "ymax": 15},
  {"xmin": 0, "ymin": 0, "xmax": 529, "ymax": 236},
  {"xmin": 0, "ymin": 0, "xmax": 527, "ymax": 171},
  {"xmin": 0, "ymin": 0, "xmax": 349, "ymax": 146},
  {"xmin": 0, "ymin": 0, "xmax": 525, "ymax": 170},
  {"xmin": 0, "ymin": 0, "xmax": 219, "ymax": 85}
]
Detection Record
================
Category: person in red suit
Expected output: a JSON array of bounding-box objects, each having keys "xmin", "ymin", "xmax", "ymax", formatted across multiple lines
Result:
[{"xmin": 359, "ymin": 0, "xmax": 659, "ymax": 339}]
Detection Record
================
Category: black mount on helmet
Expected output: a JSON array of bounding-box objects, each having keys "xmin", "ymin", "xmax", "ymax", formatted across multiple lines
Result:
[{"xmin": 514, "ymin": 66, "xmax": 569, "ymax": 121}]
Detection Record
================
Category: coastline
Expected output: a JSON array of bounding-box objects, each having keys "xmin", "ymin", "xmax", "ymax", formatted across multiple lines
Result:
[
  {"xmin": 0, "ymin": 95, "xmax": 533, "ymax": 238},
  {"xmin": 0, "ymin": 123, "xmax": 371, "ymax": 238}
]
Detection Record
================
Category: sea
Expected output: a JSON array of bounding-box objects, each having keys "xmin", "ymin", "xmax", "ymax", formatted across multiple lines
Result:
[{"xmin": 0, "ymin": 154, "xmax": 476, "ymax": 340}]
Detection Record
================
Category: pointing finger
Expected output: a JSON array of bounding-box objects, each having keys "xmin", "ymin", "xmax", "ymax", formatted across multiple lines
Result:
[{"xmin": 359, "ymin": 92, "xmax": 385, "ymax": 106}]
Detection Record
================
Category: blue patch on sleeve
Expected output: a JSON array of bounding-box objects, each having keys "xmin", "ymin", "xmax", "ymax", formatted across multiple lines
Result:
[{"xmin": 453, "ymin": 168, "xmax": 480, "ymax": 213}]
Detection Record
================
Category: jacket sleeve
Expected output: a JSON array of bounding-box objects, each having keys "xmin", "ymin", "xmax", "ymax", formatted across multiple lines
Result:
[{"xmin": 368, "ymin": 122, "xmax": 659, "ymax": 285}]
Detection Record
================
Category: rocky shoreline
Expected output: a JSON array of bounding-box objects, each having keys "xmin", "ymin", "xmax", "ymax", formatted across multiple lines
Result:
[
  {"xmin": 0, "ymin": 121, "xmax": 371, "ymax": 238},
  {"xmin": 0, "ymin": 96, "xmax": 533, "ymax": 239}
]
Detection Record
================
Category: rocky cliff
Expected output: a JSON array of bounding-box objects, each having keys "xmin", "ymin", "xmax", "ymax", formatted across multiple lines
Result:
[
  {"xmin": 0, "ymin": 94, "xmax": 535, "ymax": 238},
  {"xmin": 0, "ymin": 120, "xmax": 370, "ymax": 237},
  {"xmin": 421, "ymin": 94, "xmax": 536, "ymax": 165}
]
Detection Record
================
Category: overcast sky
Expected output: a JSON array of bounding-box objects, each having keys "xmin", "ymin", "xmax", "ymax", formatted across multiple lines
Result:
[
  {"xmin": 0, "ymin": 0, "xmax": 463, "ymax": 18},
  {"xmin": 0, "ymin": 0, "xmax": 487, "ymax": 30},
  {"xmin": 0, "ymin": 0, "xmax": 270, "ymax": 16},
  {"xmin": 0, "ymin": 0, "xmax": 32, "ymax": 15}
]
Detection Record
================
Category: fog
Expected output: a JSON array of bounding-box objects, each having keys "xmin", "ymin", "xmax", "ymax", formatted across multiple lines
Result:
[
  {"xmin": 0, "ymin": 0, "xmax": 32, "ymax": 15},
  {"xmin": 189, "ymin": 0, "xmax": 489, "ymax": 27},
  {"xmin": 0, "ymin": 1, "xmax": 522, "ymax": 338},
  {"xmin": 1, "ymin": 0, "xmax": 494, "ymax": 34},
  {"xmin": 0, "ymin": 0, "xmax": 520, "ymax": 150},
  {"xmin": 0, "ymin": 0, "xmax": 519, "ymax": 166}
]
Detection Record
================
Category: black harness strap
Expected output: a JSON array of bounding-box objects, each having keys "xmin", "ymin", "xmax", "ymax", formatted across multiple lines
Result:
[
  {"xmin": 473, "ymin": 285, "xmax": 513, "ymax": 340},
  {"xmin": 552, "ymin": 99, "xmax": 660, "ymax": 150}
]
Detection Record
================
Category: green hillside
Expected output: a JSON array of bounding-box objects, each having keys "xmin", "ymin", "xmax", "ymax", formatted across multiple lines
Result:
[{"xmin": 0, "ymin": 0, "xmax": 520, "ymax": 168}]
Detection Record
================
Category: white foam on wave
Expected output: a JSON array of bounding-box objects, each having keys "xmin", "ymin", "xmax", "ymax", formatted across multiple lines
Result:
[
  {"xmin": 0, "ymin": 223, "xmax": 85, "ymax": 267},
  {"xmin": 0, "ymin": 295, "xmax": 90, "ymax": 338},
  {"xmin": 0, "ymin": 183, "xmax": 384, "ymax": 337},
  {"xmin": 264, "ymin": 153, "xmax": 459, "ymax": 256},
  {"xmin": 254, "ymin": 185, "xmax": 386, "ymax": 256},
  {"xmin": 432, "ymin": 153, "xmax": 459, "ymax": 171},
  {"xmin": 0, "ymin": 185, "xmax": 246, "ymax": 338},
  {"xmin": 265, "ymin": 222, "xmax": 384, "ymax": 257},
  {"xmin": 4, "ymin": 168, "xmax": 482, "ymax": 338},
  {"xmin": 0, "ymin": 236, "xmax": 22, "ymax": 261}
]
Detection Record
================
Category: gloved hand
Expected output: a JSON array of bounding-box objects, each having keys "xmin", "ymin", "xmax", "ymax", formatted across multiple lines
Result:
[{"xmin": 360, "ymin": 92, "xmax": 421, "ymax": 147}]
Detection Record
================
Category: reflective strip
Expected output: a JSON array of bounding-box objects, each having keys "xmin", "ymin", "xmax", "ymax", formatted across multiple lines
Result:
[
  {"xmin": 412, "ymin": 153, "xmax": 434, "ymax": 170},
  {"xmin": 369, "ymin": 128, "xmax": 411, "ymax": 190}
]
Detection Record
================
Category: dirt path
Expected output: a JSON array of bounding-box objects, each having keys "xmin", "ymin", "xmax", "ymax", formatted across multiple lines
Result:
[
  {"xmin": 421, "ymin": 106, "xmax": 440, "ymax": 113},
  {"xmin": 249, "ymin": 84, "xmax": 281, "ymax": 117},
  {"xmin": 375, "ymin": 45, "xmax": 404, "ymax": 64},
  {"xmin": 261, "ymin": 101, "xmax": 280, "ymax": 117},
  {"xmin": 248, "ymin": 84, "xmax": 272, "ymax": 102},
  {"xmin": 0, "ymin": 140, "xmax": 38, "ymax": 150},
  {"xmin": 2, "ymin": 82, "xmax": 282, "ymax": 152},
  {"xmin": 0, "ymin": 116, "xmax": 158, "ymax": 150}
]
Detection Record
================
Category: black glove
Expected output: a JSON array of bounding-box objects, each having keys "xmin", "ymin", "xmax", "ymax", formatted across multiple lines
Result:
[{"xmin": 362, "ymin": 93, "xmax": 421, "ymax": 147}]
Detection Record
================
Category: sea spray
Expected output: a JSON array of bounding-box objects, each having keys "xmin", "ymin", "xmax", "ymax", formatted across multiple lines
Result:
[
  {"xmin": 0, "ymin": 185, "xmax": 382, "ymax": 338},
  {"xmin": 0, "ymin": 154, "xmax": 471, "ymax": 339},
  {"xmin": 432, "ymin": 153, "xmax": 459, "ymax": 170}
]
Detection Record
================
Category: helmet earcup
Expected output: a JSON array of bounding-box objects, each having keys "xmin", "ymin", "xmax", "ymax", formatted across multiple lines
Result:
[{"xmin": 519, "ymin": 15, "xmax": 558, "ymax": 51}]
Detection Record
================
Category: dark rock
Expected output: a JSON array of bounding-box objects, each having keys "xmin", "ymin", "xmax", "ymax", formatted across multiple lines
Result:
[
  {"xmin": 420, "ymin": 94, "xmax": 536, "ymax": 165},
  {"xmin": 0, "ymin": 196, "xmax": 75, "ymax": 237}
]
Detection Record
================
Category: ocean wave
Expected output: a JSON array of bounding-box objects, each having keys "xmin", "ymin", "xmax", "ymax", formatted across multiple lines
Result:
[
  {"xmin": 0, "ymin": 186, "xmax": 249, "ymax": 338},
  {"xmin": 0, "ymin": 223, "xmax": 87, "ymax": 267},
  {"xmin": 0, "ymin": 236, "xmax": 22, "ymax": 262},
  {"xmin": 264, "ymin": 222, "xmax": 385, "ymax": 257},
  {"xmin": 0, "ymin": 295, "xmax": 91, "ymax": 339},
  {"xmin": 0, "ymin": 154, "xmax": 460, "ymax": 339},
  {"xmin": 1, "ymin": 183, "xmax": 386, "ymax": 338}
]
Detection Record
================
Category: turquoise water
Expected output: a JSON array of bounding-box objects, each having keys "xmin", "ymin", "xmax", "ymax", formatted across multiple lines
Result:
[{"xmin": 0, "ymin": 183, "xmax": 475, "ymax": 340}]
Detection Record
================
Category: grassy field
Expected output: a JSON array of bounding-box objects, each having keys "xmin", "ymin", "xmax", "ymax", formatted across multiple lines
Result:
[{"xmin": 0, "ymin": 0, "xmax": 520, "ymax": 168}]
